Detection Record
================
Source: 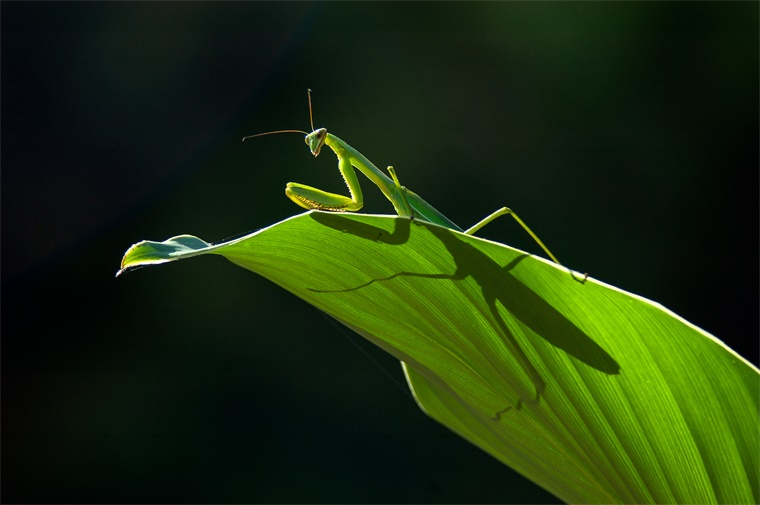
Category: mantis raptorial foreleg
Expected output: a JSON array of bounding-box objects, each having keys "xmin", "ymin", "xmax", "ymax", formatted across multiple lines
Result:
[{"xmin": 285, "ymin": 154, "xmax": 364, "ymax": 212}]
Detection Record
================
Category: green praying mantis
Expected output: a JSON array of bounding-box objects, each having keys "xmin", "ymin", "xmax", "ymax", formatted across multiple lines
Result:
[{"xmin": 243, "ymin": 90, "xmax": 562, "ymax": 267}]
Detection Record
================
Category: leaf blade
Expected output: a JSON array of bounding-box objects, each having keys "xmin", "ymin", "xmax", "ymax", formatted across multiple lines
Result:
[{"xmin": 118, "ymin": 211, "xmax": 759, "ymax": 504}]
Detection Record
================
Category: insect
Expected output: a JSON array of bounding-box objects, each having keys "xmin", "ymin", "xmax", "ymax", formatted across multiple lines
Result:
[{"xmin": 244, "ymin": 90, "xmax": 561, "ymax": 265}]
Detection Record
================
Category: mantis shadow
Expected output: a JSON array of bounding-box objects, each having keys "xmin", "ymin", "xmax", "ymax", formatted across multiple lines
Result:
[
  {"xmin": 309, "ymin": 210, "xmax": 413, "ymax": 245},
  {"xmin": 309, "ymin": 212, "xmax": 620, "ymax": 417}
]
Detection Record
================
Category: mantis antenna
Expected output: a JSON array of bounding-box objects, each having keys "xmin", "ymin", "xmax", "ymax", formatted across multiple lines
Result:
[
  {"xmin": 241, "ymin": 89, "xmax": 316, "ymax": 142},
  {"xmin": 242, "ymin": 129, "xmax": 307, "ymax": 141},
  {"xmin": 307, "ymin": 88, "xmax": 315, "ymax": 131}
]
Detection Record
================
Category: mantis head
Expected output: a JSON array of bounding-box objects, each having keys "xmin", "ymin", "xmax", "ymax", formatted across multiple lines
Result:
[{"xmin": 305, "ymin": 128, "xmax": 328, "ymax": 157}]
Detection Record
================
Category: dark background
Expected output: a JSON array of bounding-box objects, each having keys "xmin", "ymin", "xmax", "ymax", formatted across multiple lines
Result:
[{"xmin": 2, "ymin": 2, "xmax": 757, "ymax": 503}]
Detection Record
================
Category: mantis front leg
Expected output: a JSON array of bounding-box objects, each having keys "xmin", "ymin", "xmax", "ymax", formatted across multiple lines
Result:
[{"xmin": 286, "ymin": 154, "xmax": 364, "ymax": 212}]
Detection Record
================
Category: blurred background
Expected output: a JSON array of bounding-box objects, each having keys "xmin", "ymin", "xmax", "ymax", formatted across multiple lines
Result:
[{"xmin": 2, "ymin": 2, "xmax": 757, "ymax": 503}]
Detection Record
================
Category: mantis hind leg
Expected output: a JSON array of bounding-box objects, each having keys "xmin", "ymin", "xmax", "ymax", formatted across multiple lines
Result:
[{"xmin": 465, "ymin": 207, "xmax": 562, "ymax": 265}]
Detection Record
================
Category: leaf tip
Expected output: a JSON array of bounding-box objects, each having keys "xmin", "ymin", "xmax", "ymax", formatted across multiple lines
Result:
[{"xmin": 115, "ymin": 234, "xmax": 211, "ymax": 278}]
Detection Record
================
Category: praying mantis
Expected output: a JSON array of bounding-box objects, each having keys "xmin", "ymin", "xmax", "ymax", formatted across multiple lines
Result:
[{"xmin": 244, "ymin": 90, "xmax": 562, "ymax": 266}]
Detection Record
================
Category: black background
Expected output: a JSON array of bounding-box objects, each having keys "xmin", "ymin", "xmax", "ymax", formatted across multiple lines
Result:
[{"xmin": 2, "ymin": 2, "xmax": 757, "ymax": 503}]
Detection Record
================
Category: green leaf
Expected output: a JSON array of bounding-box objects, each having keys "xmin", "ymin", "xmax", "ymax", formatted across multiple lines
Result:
[{"xmin": 118, "ymin": 211, "xmax": 759, "ymax": 504}]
